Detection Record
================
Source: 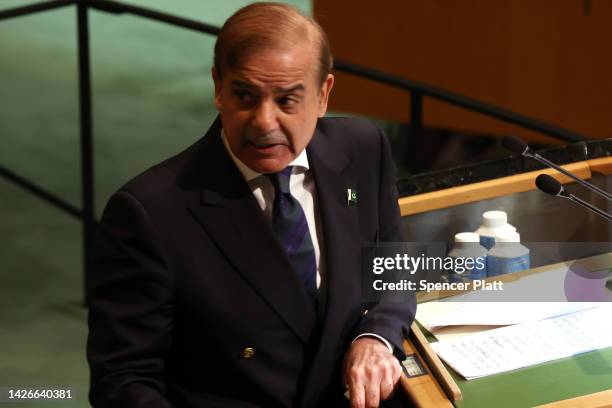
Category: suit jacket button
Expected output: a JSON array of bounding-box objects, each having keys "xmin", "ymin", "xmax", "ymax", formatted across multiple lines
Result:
[
  {"xmin": 241, "ymin": 347, "xmax": 255, "ymax": 358},
  {"xmin": 362, "ymin": 309, "xmax": 369, "ymax": 316}
]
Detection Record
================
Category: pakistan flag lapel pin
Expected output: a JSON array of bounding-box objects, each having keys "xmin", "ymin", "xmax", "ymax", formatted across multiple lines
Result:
[{"xmin": 347, "ymin": 188, "xmax": 358, "ymax": 206}]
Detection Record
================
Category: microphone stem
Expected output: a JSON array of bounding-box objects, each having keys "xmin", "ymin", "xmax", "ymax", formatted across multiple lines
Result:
[
  {"xmin": 567, "ymin": 194, "xmax": 612, "ymax": 223},
  {"xmin": 529, "ymin": 152, "xmax": 612, "ymax": 201}
]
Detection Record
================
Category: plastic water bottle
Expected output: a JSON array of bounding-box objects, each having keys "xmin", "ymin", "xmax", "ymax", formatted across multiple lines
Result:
[
  {"xmin": 474, "ymin": 211, "xmax": 516, "ymax": 250},
  {"xmin": 487, "ymin": 231, "xmax": 530, "ymax": 276},
  {"xmin": 447, "ymin": 232, "xmax": 488, "ymax": 281}
]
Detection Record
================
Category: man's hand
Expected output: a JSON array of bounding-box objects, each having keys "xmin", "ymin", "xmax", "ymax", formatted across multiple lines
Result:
[{"xmin": 343, "ymin": 337, "xmax": 403, "ymax": 408}]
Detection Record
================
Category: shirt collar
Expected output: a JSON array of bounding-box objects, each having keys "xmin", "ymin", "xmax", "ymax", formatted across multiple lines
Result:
[{"xmin": 221, "ymin": 129, "xmax": 309, "ymax": 182}]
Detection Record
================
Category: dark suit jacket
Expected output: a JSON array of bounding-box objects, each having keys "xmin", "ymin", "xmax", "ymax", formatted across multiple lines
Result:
[{"xmin": 87, "ymin": 116, "xmax": 416, "ymax": 408}]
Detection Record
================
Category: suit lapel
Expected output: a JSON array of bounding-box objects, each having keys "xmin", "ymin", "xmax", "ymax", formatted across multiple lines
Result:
[
  {"xmin": 186, "ymin": 119, "xmax": 317, "ymax": 343},
  {"xmin": 303, "ymin": 127, "xmax": 363, "ymax": 405},
  {"xmin": 308, "ymin": 128, "xmax": 362, "ymax": 328}
]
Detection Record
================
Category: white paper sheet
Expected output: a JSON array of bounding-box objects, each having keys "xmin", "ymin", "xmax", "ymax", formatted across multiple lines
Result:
[
  {"xmin": 430, "ymin": 305, "xmax": 612, "ymax": 380},
  {"xmin": 417, "ymin": 301, "xmax": 598, "ymax": 331},
  {"xmin": 426, "ymin": 325, "xmax": 505, "ymax": 343}
]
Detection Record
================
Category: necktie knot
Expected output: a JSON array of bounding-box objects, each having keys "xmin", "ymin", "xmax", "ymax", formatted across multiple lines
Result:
[{"xmin": 266, "ymin": 166, "xmax": 293, "ymax": 194}]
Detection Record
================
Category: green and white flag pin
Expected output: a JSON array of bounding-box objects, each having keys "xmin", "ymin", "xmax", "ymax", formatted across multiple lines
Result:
[{"xmin": 347, "ymin": 188, "xmax": 358, "ymax": 206}]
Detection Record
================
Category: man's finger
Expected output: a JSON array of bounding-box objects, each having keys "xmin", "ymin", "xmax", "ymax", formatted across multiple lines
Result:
[
  {"xmin": 364, "ymin": 375, "xmax": 381, "ymax": 408},
  {"xmin": 394, "ymin": 359, "xmax": 403, "ymax": 382},
  {"xmin": 382, "ymin": 359, "xmax": 403, "ymax": 400},
  {"xmin": 379, "ymin": 364, "xmax": 395, "ymax": 400},
  {"xmin": 365, "ymin": 367, "xmax": 385, "ymax": 408},
  {"xmin": 349, "ymin": 382, "xmax": 365, "ymax": 408}
]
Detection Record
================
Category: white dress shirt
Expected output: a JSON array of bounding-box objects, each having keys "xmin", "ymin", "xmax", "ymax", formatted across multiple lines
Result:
[{"xmin": 221, "ymin": 131, "xmax": 392, "ymax": 353}]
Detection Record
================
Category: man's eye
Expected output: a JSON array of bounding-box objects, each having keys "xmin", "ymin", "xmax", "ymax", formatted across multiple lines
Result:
[
  {"xmin": 235, "ymin": 91, "xmax": 253, "ymax": 103},
  {"xmin": 278, "ymin": 96, "xmax": 297, "ymax": 107}
]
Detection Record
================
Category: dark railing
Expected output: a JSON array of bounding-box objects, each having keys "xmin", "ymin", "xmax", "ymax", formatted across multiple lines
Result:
[
  {"xmin": 0, "ymin": 0, "xmax": 591, "ymax": 297},
  {"xmin": 334, "ymin": 61, "xmax": 588, "ymax": 143}
]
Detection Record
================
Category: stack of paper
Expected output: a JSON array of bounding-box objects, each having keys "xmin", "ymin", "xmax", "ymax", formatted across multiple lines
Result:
[
  {"xmin": 416, "ymin": 265, "xmax": 612, "ymax": 379},
  {"xmin": 429, "ymin": 305, "xmax": 612, "ymax": 380},
  {"xmin": 417, "ymin": 301, "xmax": 599, "ymax": 341}
]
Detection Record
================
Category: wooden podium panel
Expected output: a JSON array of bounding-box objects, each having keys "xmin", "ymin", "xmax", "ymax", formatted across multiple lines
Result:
[
  {"xmin": 401, "ymin": 337, "xmax": 454, "ymax": 408},
  {"xmin": 398, "ymin": 161, "xmax": 593, "ymax": 216}
]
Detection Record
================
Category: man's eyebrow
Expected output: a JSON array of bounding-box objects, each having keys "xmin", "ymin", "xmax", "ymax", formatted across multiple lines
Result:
[
  {"xmin": 229, "ymin": 80, "xmax": 304, "ymax": 93},
  {"xmin": 276, "ymin": 84, "xmax": 305, "ymax": 93},
  {"xmin": 230, "ymin": 80, "xmax": 256, "ymax": 89}
]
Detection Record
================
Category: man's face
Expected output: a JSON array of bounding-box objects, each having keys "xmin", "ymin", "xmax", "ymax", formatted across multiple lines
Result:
[{"xmin": 213, "ymin": 41, "xmax": 334, "ymax": 173}]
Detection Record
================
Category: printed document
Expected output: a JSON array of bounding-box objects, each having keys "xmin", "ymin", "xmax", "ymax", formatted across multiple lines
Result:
[{"xmin": 430, "ymin": 305, "xmax": 612, "ymax": 380}]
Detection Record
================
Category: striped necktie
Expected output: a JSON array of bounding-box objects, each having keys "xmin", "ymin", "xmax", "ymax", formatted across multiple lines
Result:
[{"xmin": 266, "ymin": 166, "xmax": 317, "ymax": 300}]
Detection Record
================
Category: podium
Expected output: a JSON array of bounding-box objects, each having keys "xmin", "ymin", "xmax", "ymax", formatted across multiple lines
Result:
[{"xmin": 396, "ymin": 143, "xmax": 612, "ymax": 407}]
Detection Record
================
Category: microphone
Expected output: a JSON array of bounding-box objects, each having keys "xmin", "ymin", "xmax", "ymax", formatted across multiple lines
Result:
[
  {"xmin": 502, "ymin": 135, "xmax": 612, "ymax": 202},
  {"xmin": 535, "ymin": 174, "xmax": 563, "ymax": 196},
  {"xmin": 501, "ymin": 136, "xmax": 529, "ymax": 156},
  {"xmin": 535, "ymin": 174, "xmax": 612, "ymax": 222}
]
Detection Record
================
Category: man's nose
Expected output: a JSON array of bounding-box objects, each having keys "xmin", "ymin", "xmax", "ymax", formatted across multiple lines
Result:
[{"xmin": 251, "ymin": 100, "xmax": 278, "ymax": 133}]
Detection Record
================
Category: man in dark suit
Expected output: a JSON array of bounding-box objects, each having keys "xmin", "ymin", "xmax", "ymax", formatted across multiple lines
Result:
[{"xmin": 87, "ymin": 3, "xmax": 416, "ymax": 408}]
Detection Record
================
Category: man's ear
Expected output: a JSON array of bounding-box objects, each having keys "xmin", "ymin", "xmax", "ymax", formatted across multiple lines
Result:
[
  {"xmin": 212, "ymin": 67, "xmax": 222, "ymax": 111},
  {"xmin": 317, "ymin": 73, "xmax": 335, "ymax": 117}
]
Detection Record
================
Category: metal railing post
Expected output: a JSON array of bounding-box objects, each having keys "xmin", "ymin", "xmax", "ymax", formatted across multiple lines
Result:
[
  {"xmin": 77, "ymin": 0, "xmax": 94, "ymax": 304},
  {"xmin": 410, "ymin": 91, "xmax": 423, "ymax": 132}
]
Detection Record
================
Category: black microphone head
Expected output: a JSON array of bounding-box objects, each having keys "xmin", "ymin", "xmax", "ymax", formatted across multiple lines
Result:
[
  {"xmin": 502, "ymin": 135, "xmax": 529, "ymax": 155},
  {"xmin": 536, "ymin": 174, "xmax": 563, "ymax": 196}
]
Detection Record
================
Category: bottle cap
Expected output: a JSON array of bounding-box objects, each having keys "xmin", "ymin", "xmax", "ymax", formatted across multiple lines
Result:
[
  {"xmin": 483, "ymin": 210, "xmax": 508, "ymax": 228},
  {"xmin": 496, "ymin": 231, "xmax": 520, "ymax": 242},
  {"xmin": 455, "ymin": 232, "xmax": 480, "ymax": 243}
]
